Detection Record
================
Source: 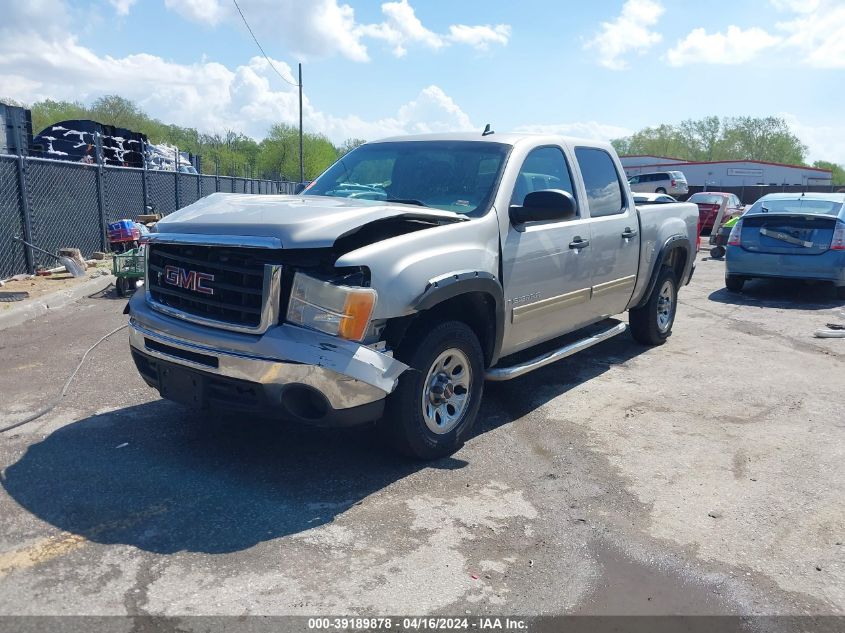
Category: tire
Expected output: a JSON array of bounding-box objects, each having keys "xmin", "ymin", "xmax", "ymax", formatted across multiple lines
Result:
[
  {"xmin": 116, "ymin": 277, "xmax": 127, "ymax": 297},
  {"xmin": 710, "ymin": 246, "xmax": 726, "ymax": 259},
  {"xmin": 725, "ymin": 275, "xmax": 745, "ymax": 293},
  {"xmin": 382, "ymin": 320, "xmax": 484, "ymax": 460},
  {"xmin": 835, "ymin": 285, "xmax": 845, "ymax": 300},
  {"xmin": 655, "ymin": 187, "xmax": 667, "ymax": 194},
  {"xmin": 629, "ymin": 266, "xmax": 677, "ymax": 346}
]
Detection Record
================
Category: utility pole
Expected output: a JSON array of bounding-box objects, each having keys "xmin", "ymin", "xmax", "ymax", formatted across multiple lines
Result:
[{"xmin": 298, "ymin": 62, "xmax": 304, "ymax": 184}]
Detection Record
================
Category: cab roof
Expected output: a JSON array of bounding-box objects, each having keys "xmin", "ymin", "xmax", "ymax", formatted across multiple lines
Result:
[{"xmin": 369, "ymin": 132, "xmax": 611, "ymax": 149}]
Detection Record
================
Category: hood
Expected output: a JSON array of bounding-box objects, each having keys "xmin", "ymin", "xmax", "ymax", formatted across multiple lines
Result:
[{"xmin": 154, "ymin": 192, "xmax": 466, "ymax": 248}]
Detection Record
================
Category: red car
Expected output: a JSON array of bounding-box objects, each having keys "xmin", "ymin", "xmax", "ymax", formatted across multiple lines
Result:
[{"xmin": 688, "ymin": 192, "xmax": 744, "ymax": 234}]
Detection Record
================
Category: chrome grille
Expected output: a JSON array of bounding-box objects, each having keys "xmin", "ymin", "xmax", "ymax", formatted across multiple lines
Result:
[{"xmin": 146, "ymin": 243, "xmax": 279, "ymax": 332}]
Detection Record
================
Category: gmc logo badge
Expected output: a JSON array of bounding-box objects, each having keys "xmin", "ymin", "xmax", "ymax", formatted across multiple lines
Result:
[{"xmin": 163, "ymin": 265, "xmax": 214, "ymax": 295}]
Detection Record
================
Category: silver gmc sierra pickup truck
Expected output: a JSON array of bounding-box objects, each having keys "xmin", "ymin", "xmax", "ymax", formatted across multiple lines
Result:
[{"xmin": 127, "ymin": 133, "xmax": 698, "ymax": 458}]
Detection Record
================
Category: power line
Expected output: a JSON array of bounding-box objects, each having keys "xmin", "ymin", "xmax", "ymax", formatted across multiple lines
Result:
[{"xmin": 232, "ymin": 0, "xmax": 300, "ymax": 87}]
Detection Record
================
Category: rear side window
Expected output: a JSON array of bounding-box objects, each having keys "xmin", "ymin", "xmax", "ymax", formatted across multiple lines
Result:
[
  {"xmin": 511, "ymin": 146, "xmax": 576, "ymax": 208},
  {"xmin": 575, "ymin": 148, "xmax": 625, "ymax": 217}
]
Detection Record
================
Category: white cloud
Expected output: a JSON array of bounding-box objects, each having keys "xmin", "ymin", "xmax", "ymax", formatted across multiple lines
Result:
[
  {"xmin": 584, "ymin": 0, "xmax": 665, "ymax": 70},
  {"xmin": 666, "ymin": 25, "xmax": 781, "ymax": 66},
  {"xmin": 774, "ymin": 1, "xmax": 845, "ymax": 68},
  {"xmin": 166, "ymin": 0, "xmax": 509, "ymax": 62},
  {"xmin": 164, "ymin": 0, "xmax": 225, "ymax": 26},
  {"xmin": 513, "ymin": 121, "xmax": 633, "ymax": 141},
  {"xmin": 781, "ymin": 113, "xmax": 845, "ymax": 164},
  {"xmin": 667, "ymin": 1, "xmax": 845, "ymax": 69},
  {"xmin": 358, "ymin": 0, "xmax": 444, "ymax": 57},
  {"xmin": 0, "ymin": 7, "xmax": 473, "ymax": 144},
  {"xmin": 447, "ymin": 24, "xmax": 511, "ymax": 50},
  {"xmin": 107, "ymin": 0, "xmax": 137, "ymax": 16}
]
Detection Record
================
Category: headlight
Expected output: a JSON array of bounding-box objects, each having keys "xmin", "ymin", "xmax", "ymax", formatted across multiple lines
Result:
[{"xmin": 287, "ymin": 272, "xmax": 377, "ymax": 341}]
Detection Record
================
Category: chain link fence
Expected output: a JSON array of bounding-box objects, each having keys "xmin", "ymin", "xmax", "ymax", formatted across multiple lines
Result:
[{"xmin": 0, "ymin": 154, "xmax": 302, "ymax": 279}]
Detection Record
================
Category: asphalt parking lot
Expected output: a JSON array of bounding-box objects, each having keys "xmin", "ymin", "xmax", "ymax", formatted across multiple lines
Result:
[{"xmin": 0, "ymin": 253, "xmax": 842, "ymax": 620}]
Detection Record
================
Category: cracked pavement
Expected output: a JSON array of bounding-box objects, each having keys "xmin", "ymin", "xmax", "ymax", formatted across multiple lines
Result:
[{"xmin": 0, "ymin": 253, "xmax": 842, "ymax": 621}]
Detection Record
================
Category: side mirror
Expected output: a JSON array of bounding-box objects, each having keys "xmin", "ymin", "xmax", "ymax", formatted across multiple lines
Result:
[{"xmin": 510, "ymin": 189, "xmax": 577, "ymax": 226}]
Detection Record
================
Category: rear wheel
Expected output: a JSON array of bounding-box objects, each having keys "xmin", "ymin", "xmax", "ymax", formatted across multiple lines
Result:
[
  {"xmin": 382, "ymin": 320, "xmax": 484, "ymax": 460},
  {"xmin": 710, "ymin": 246, "xmax": 726, "ymax": 259},
  {"xmin": 725, "ymin": 275, "xmax": 745, "ymax": 293},
  {"xmin": 656, "ymin": 187, "xmax": 667, "ymax": 194},
  {"xmin": 835, "ymin": 285, "xmax": 845, "ymax": 300},
  {"xmin": 630, "ymin": 266, "xmax": 676, "ymax": 346}
]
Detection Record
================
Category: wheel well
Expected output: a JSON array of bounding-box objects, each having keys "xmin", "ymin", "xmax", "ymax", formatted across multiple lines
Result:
[
  {"xmin": 663, "ymin": 245, "xmax": 689, "ymax": 285},
  {"xmin": 384, "ymin": 292, "xmax": 498, "ymax": 367}
]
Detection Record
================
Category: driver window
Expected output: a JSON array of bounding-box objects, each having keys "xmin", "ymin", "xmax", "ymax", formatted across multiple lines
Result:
[{"xmin": 510, "ymin": 146, "xmax": 576, "ymax": 211}]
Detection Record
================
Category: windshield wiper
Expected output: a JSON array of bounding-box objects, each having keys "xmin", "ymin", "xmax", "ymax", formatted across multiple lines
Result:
[{"xmin": 385, "ymin": 198, "xmax": 428, "ymax": 207}]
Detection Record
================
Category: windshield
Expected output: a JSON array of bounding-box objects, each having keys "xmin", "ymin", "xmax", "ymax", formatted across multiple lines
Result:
[
  {"xmin": 302, "ymin": 141, "xmax": 510, "ymax": 215},
  {"xmin": 746, "ymin": 197, "xmax": 843, "ymax": 216},
  {"xmin": 689, "ymin": 194, "xmax": 725, "ymax": 205}
]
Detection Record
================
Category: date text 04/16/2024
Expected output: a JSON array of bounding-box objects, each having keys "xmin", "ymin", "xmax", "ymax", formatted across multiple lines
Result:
[{"xmin": 307, "ymin": 617, "xmax": 528, "ymax": 630}]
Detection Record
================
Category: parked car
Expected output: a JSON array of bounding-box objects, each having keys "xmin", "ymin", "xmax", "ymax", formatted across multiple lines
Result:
[
  {"xmin": 725, "ymin": 192, "xmax": 845, "ymax": 297},
  {"xmin": 633, "ymin": 193, "xmax": 677, "ymax": 204},
  {"xmin": 689, "ymin": 192, "xmax": 744, "ymax": 234},
  {"xmin": 128, "ymin": 133, "xmax": 698, "ymax": 459},
  {"xmin": 627, "ymin": 171, "xmax": 689, "ymax": 196}
]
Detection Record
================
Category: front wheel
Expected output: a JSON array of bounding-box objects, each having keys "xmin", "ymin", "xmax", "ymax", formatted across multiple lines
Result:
[
  {"xmin": 710, "ymin": 246, "xmax": 726, "ymax": 259},
  {"xmin": 629, "ymin": 266, "xmax": 677, "ymax": 346},
  {"xmin": 382, "ymin": 320, "xmax": 484, "ymax": 459}
]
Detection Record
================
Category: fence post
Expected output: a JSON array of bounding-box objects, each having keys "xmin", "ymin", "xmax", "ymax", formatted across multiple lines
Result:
[
  {"xmin": 174, "ymin": 148, "xmax": 181, "ymax": 209},
  {"xmin": 95, "ymin": 157, "xmax": 108, "ymax": 252},
  {"xmin": 215, "ymin": 158, "xmax": 220, "ymax": 192},
  {"xmin": 141, "ymin": 141, "xmax": 149, "ymax": 213},
  {"xmin": 196, "ymin": 172, "xmax": 201, "ymax": 200},
  {"xmin": 15, "ymin": 154, "xmax": 35, "ymax": 273}
]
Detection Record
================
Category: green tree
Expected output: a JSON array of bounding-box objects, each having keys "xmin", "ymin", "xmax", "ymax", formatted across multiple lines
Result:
[
  {"xmin": 813, "ymin": 160, "xmax": 845, "ymax": 185},
  {"xmin": 720, "ymin": 116, "xmax": 807, "ymax": 164},
  {"xmin": 611, "ymin": 115, "xmax": 808, "ymax": 165},
  {"xmin": 339, "ymin": 138, "xmax": 367, "ymax": 156}
]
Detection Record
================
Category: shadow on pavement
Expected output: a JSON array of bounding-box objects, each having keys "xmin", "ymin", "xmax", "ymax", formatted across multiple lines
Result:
[
  {"xmin": 2, "ymin": 331, "xmax": 651, "ymax": 556},
  {"xmin": 708, "ymin": 278, "xmax": 844, "ymax": 311},
  {"xmin": 1, "ymin": 401, "xmax": 464, "ymax": 555}
]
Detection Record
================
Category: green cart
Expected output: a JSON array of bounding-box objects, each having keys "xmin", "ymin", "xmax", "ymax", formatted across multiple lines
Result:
[{"xmin": 112, "ymin": 247, "xmax": 145, "ymax": 297}]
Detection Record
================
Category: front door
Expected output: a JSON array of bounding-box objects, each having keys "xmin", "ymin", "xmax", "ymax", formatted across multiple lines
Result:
[
  {"xmin": 501, "ymin": 146, "xmax": 594, "ymax": 355},
  {"xmin": 573, "ymin": 146, "xmax": 641, "ymax": 318}
]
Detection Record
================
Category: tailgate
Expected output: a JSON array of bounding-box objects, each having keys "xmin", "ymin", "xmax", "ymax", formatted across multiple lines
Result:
[{"xmin": 740, "ymin": 214, "xmax": 837, "ymax": 255}]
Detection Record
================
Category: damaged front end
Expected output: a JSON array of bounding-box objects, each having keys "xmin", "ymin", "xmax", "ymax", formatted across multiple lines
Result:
[{"xmin": 126, "ymin": 228, "xmax": 416, "ymax": 425}]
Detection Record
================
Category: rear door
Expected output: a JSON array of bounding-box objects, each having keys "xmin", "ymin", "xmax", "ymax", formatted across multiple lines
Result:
[
  {"xmin": 574, "ymin": 147, "xmax": 641, "ymax": 318},
  {"xmin": 500, "ymin": 145, "xmax": 594, "ymax": 353}
]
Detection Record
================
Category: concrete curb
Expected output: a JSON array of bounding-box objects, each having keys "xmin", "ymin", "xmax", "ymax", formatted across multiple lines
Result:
[{"xmin": 0, "ymin": 274, "xmax": 115, "ymax": 332}]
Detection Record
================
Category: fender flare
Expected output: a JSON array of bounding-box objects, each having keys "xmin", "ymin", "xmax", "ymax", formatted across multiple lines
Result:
[
  {"xmin": 414, "ymin": 270, "xmax": 506, "ymax": 366},
  {"xmin": 634, "ymin": 236, "xmax": 692, "ymax": 309}
]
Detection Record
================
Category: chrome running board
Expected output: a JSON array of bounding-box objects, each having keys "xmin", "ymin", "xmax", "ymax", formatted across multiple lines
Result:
[{"xmin": 485, "ymin": 320, "xmax": 628, "ymax": 381}]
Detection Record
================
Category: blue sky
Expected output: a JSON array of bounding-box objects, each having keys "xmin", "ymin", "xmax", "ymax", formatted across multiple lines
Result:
[{"xmin": 3, "ymin": 0, "xmax": 844, "ymax": 162}]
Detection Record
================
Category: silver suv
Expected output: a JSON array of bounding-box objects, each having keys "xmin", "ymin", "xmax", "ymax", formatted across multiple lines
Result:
[{"xmin": 628, "ymin": 170, "xmax": 688, "ymax": 196}]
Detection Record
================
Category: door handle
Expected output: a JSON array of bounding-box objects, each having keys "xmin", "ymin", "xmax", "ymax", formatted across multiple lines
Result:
[
  {"xmin": 569, "ymin": 238, "xmax": 590, "ymax": 249},
  {"xmin": 621, "ymin": 227, "xmax": 638, "ymax": 238}
]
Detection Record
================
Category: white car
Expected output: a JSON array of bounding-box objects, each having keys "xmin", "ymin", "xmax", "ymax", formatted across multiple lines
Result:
[
  {"xmin": 628, "ymin": 170, "xmax": 689, "ymax": 196},
  {"xmin": 633, "ymin": 192, "xmax": 677, "ymax": 204}
]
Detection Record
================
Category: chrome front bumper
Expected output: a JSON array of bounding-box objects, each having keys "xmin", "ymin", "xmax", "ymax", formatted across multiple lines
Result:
[{"xmin": 127, "ymin": 292, "xmax": 407, "ymax": 411}]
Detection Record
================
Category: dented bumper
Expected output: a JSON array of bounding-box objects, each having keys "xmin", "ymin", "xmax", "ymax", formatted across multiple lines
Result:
[{"xmin": 127, "ymin": 292, "xmax": 407, "ymax": 419}]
